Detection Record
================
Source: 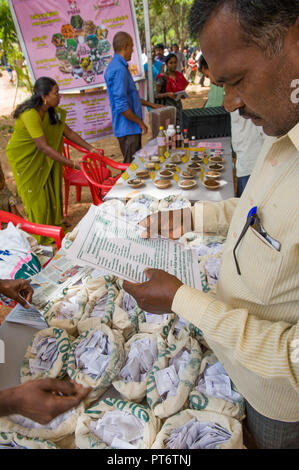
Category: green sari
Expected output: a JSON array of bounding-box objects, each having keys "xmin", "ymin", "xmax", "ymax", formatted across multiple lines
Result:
[{"xmin": 6, "ymin": 107, "xmax": 66, "ymax": 244}]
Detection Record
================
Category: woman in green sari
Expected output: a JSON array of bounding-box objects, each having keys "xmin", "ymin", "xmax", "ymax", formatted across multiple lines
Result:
[{"xmin": 6, "ymin": 77, "xmax": 95, "ymax": 244}]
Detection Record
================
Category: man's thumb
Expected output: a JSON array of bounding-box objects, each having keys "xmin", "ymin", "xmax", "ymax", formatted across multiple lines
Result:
[{"xmin": 122, "ymin": 279, "xmax": 136, "ymax": 294}]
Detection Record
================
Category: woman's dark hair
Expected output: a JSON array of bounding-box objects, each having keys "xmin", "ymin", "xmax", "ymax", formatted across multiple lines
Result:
[
  {"xmin": 189, "ymin": 0, "xmax": 299, "ymax": 57},
  {"xmin": 165, "ymin": 53, "xmax": 177, "ymax": 65},
  {"xmin": 13, "ymin": 77, "xmax": 59, "ymax": 124}
]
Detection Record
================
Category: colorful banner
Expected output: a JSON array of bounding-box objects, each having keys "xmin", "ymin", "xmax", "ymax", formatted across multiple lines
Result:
[
  {"xmin": 9, "ymin": 0, "xmax": 143, "ymax": 91},
  {"xmin": 60, "ymin": 80, "xmax": 145, "ymax": 141}
]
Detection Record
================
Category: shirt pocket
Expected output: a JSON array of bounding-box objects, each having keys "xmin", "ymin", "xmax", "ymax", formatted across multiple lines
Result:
[{"xmin": 236, "ymin": 226, "xmax": 282, "ymax": 305}]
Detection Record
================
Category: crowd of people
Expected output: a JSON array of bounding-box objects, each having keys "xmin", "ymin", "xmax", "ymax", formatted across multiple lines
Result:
[
  {"xmin": 0, "ymin": 0, "xmax": 298, "ymax": 450},
  {"xmin": 142, "ymin": 42, "xmax": 205, "ymax": 85}
]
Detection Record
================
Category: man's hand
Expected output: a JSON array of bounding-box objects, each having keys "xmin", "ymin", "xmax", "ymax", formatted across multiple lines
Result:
[
  {"xmin": 150, "ymin": 103, "xmax": 165, "ymax": 109},
  {"xmin": 123, "ymin": 268, "xmax": 183, "ymax": 314},
  {"xmin": 139, "ymin": 121, "xmax": 148, "ymax": 135},
  {"xmin": 0, "ymin": 379, "xmax": 91, "ymax": 424},
  {"xmin": 139, "ymin": 208, "xmax": 193, "ymax": 240},
  {"xmin": 0, "ymin": 279, "xmax": 34, "ymax": 309}
]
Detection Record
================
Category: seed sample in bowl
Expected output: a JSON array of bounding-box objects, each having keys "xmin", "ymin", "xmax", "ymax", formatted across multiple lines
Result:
[
  {"xmin": 149, "ymin": 156, "xmax": 160, "ymax": 163},
  {"xmin": 203, "ymin": 179, "xmax": 221, "ymax": 190},
  {"xmin": 181, "ymin": 169, "xmax": 197, "ymax": 179},
  {"xmin": 191, "ymin": 155, "xmax": 203, "ymax": 163},
  {"xmin": 154, "ymin": 179, "xmax": 171, "ymax": 189},
  {"xmin": 144, "ymin": 162, "xmax": 156, "ymax": 170},
  {"xmin": 127, "ymin": 178, "xmax": 144, "ymax": 188},
  {"xmin": 136, "ymin": 170, "xmax": 150, "ymax": 179},
  {"xmin": 170, "ymin": 154, "xmax": 182, "ymax": 164},
  {"xmin": 164, "ymin": 163, "xmax": 176, "ymax": 170},
  {"xmin": 187, "ymin": 162, "xmax": 201, "ymax": 171},
  {"xmin": 208, "ymin": 163, "xmax": 224, "ymax": 171},
  {"xmin": 205, "ymin": 171, "xmax": 221, "ymax": 180},
  {"xmin": 158, "ymin": 169, "xmax": 175, "ymax": 179},
  {"xmin": 209, "ymin": 156, "xmax": 224, "ymax": 164},
  {"xmin": 178, "ymin": 179, "xmax": 197, "ymax": 190}
]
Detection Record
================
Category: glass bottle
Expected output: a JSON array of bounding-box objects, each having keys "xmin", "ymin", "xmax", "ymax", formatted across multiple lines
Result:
[{"xmin": 157, "ymin": 126, "xmax": 167, "ymax": 157}]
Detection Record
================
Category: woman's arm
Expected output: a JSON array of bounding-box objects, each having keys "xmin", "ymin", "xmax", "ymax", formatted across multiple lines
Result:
[
  {"xmin": 33, "ymin": 135, "xmax": 81, "ymax": 170},
  {"xmin": 63, "ymin": 124, "xmax": 95, "ymax": 153},
  {"xmin": 155, "ymin": 83, "xmax": 176, "ymax": 101}
]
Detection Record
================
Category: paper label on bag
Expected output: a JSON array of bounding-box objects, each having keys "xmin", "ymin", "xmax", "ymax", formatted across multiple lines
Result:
[
  {"xmin": 129, "ymin": 162, "xmax": 138, "ymax": 172},
  {"xmin": 121, "ymin": 172, "xmax": 129, "ymax": 181}
]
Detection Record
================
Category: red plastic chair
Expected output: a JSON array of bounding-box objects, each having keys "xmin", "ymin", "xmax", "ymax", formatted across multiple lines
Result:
[
  {"xmin": 62, "ymin": 138, "xmax": 90, "ymax": 217},
  {"xmin": 0, "ymin": 211, "xmax": 65, "ymax": 250},
  {"xmin": 81, "ymin": 152, "xmax": 129, "ymax": 205}
]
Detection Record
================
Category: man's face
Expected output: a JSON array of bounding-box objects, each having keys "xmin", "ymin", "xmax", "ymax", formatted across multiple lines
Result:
[
  {"xmin": 200, "ymin": 7, "xmax": 299, "ymax": 136},
  {"xmin": 155, "ymin": 48, "xmax": 163, "ymax": 58},
  {"xmin": 124, "ymin": 39, "xmax": 134, "ymax": 62},
  {"xmin": 172, "ymin": 45, "xmax": 178, "ymax": 53}
]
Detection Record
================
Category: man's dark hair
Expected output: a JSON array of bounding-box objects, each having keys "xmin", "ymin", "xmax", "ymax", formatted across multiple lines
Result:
[
  {"xmin": 189, "ymin": 0, "xmax": 299, "ymax": 56},
  {"xmin": 113, "ymin": 32, "xmax": 132, "ymax": 53},
  {"xmin": 155, "ymin": 43, "xmax": 164, "ymax": 50},
  {"xmin": 198, "ymin": 55, "xmax": 208, "ymax": 72}
]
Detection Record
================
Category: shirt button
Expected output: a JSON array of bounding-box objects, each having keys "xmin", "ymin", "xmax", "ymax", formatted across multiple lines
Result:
[
  {"xmin": 233, "ymin": 232, "xmax": 238, "ymax": 239},
  {"xmin": 271, "ymin": 159, "xmax": 278, "ymax": 167}
]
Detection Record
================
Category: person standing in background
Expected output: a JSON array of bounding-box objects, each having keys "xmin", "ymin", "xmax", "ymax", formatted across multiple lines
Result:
[
  {"xmin": 198, "ymin": 55, "xmax": 225, "ymax": 107},
  {"xmin": 171, "ymin": 43, "xmax": 186, "ymax": 73},
  {"xmin": 104, "ymin": 32, "xmax": 162, "ymax": 163},
  {"xmin": 231, "ymin": 110, "xmax": 265, "ymax": 196},
  {"xmin": 154, "ymin": 44, "xmax": 167, "ymax": 65}
]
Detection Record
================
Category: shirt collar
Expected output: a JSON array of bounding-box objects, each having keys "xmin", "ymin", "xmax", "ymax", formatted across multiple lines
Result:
[
  {"xmin": 287, "ymin": 123, "xmax": 299, "ymax": 151},
  {"xmin": 114, "ymin": 53, "xmax": 128, "ymax": 68},
  {"xmin": 270, "ymin": 122, "xmax": 299, "ymax": 150}
]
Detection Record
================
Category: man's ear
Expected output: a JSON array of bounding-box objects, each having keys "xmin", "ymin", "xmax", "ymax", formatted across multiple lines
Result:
[{"xmin": 284, "ymin": 16, "xmax": 299, "ymax": 64}]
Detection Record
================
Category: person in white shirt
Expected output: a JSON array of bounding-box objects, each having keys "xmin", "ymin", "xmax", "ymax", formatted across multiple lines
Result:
[
  {"xmin": 231, "ymin": 110, "xmax": 265, "ymax": 196},
  {"xmin": 141, "ymin": 47, "xmax": 148, "ymax": 66},
  {"xmin": 171, "ymin": 43, "xmax": 186, "ymax": 73}
]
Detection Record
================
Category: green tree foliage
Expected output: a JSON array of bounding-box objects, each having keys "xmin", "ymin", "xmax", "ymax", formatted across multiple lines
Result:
[
  {"xmin": 134, "ymin": 0, "xmax": 196, "ymax": 49},
  {"xmin": 0, "ymin": 0, "xmax": 32, "ymax": 91}
]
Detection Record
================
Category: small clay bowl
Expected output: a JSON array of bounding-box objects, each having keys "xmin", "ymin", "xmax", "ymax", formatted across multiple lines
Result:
[
  {"xmin": 158, "ymin": 169, "xmax": 175, "ymax": 179},
  {"xmin": 154, "ymin": 179, "xmax": 171, "ymax": 189},
  {"xmin": 170, "ymin": 154, "xmax": 182, "ymax": 164},
  {"xmin": 144, "ymin": 162, "xmax": 156, "ymax": 170},
  {"xmin": 203, "ymin": 179, "xmax": 221, "ymax": 190},
  {"xmin": 191, "ymin": 155, "xmax": 203, "ymax": 163},
  {"xmin": 149, "ymin": 156, "xmax": 160, "ymax": 163},
  {"xmin": 136, "ymin": 169, "xmax": 150, "ymax": 179},
  {"xmin": 178, "ymin": 179, "xmax": 196, "ymax": 190},
  {"xmin": 164, "ymin": 163, "xmax": 176, "ymax": 170},
  {"xmin": 187, "ymin": 162, "xmax": 201, "ymax": 171},
  {"xmin": 181, "ymin": 169, "xmax": 197, "ymax": 179},
  {"xmin": 205, "ymin": 171, "xmax": 221, "ymax": 180},
  {"xmin": 127, "ymin": 178, "xmax": 144, "ymax": 188},
  {"xmin": 208, "ymin": 163, "xmax": 224, "ymax": 171},
  {"xmin": 209, "ymin": 156, "xmax": 224, "ymax": 164}
]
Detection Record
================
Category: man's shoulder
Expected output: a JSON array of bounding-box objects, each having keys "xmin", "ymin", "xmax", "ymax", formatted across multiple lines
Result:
[{"xmin": 105, "ymin": 55, "xmax": 127, "ymax": 80}]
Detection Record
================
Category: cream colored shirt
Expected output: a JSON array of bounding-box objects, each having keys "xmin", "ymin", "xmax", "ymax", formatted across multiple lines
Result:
[{"xmin": 172, "ymin": 123, "xmax": 299, "ymax": 421}]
